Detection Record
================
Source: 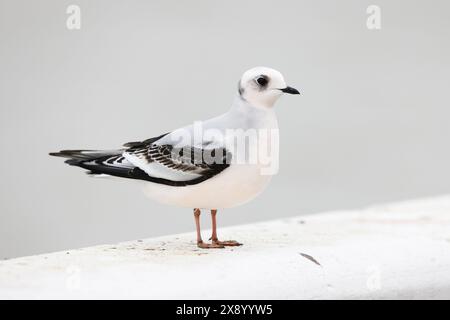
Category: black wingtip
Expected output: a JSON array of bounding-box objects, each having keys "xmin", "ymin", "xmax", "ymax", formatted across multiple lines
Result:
[
  {"xmin": 49, "ymin": 149, "xmax": 95, "ymax": 159},
  {"xmin": 64, "ymin": 158, "xmax": 83, "ymax": 166},
  {"xmin": 49, "ymin": 151, "xmax": 64, "ymax": 157},
  {"xmin": 49, "ymin": 151, "xmax": 73, "ymax": 158}
]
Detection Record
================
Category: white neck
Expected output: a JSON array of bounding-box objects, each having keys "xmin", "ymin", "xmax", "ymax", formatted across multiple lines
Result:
[{"xmin": 228, "ymin": 95, "xmax": 278, "ymax": 130}]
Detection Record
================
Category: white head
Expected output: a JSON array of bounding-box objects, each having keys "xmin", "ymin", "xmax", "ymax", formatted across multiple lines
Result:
[{"xmin": 238, "ymin": 66, "xmax": 299, "ymax": 109}]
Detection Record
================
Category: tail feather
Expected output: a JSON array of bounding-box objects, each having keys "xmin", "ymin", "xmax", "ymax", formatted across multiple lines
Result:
[
  {"xmin": 49, "ymin": 133, "xmax": 170, "ymax": 182},
  {"xmin": 49, "ymin": 149, "xmax": 135, "ymax": 176},
  {"xmin": 49, "ymin": 149, "xmax": 122, "ymax": 161}
]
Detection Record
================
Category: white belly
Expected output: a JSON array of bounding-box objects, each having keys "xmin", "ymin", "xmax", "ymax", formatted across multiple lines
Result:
[{"xmin": 142, "ymin": 163, "xmax": 273, "ymax": 209}]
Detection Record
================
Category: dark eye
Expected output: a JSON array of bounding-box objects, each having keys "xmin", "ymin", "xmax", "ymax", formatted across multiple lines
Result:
[{"xmin": 255, "ymin": 76, "xmax": 268, "ymax": 87}]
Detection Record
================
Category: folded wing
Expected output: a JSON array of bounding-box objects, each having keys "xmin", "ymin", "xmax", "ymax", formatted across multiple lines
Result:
[{"xmin": 50, "ymin": 133, "xmax": 232, "ymax": 186}]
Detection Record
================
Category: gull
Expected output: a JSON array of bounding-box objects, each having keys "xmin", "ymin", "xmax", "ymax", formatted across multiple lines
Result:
[{"xmin": 50, "ymin": 67, "xmax": 300, "ymax": 249}]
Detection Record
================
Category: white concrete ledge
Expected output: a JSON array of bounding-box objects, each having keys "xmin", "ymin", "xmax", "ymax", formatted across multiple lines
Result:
[{"xmin": 1, "ymin": 196, "xmax": 450, "ymax": 299}]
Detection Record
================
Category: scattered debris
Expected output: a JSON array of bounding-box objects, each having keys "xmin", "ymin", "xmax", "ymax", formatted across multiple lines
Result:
[{"xmin": 299, "ymin": 253, "xmax": 321, "ymax": 266}]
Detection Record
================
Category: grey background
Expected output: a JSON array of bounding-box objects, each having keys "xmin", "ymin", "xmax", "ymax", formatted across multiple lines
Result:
[{"xmin": 1, "ymin": 0, "xmax": 449, "ymax": 259}]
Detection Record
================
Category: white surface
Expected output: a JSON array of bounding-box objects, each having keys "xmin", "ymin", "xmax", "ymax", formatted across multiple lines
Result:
[
  {"xmin": 1, "ymin": 196, "xmax": 450, "ymax": 299},
  {"xmin": 3, "ymin": 1, "xmax": 450, "ymax": 260}
]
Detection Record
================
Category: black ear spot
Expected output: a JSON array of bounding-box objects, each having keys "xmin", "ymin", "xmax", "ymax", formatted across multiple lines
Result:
[{"xmin": 255, "ymin": 75, "xmax": 269, "ymax": 87}]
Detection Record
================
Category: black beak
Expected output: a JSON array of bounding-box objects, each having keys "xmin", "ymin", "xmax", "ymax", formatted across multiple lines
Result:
[{"xmin": 280, "ymin": 86, "xmax": 300, "ymax": 95}]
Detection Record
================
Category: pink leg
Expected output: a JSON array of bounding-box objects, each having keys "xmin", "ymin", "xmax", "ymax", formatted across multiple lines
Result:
[
  {"xmin": 210, "ymin": 209, "xmax": 242, "ymax": 246},
  {"xmin": 194, "ymin": 208, "xmax": 224, "ymax": 249}
]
